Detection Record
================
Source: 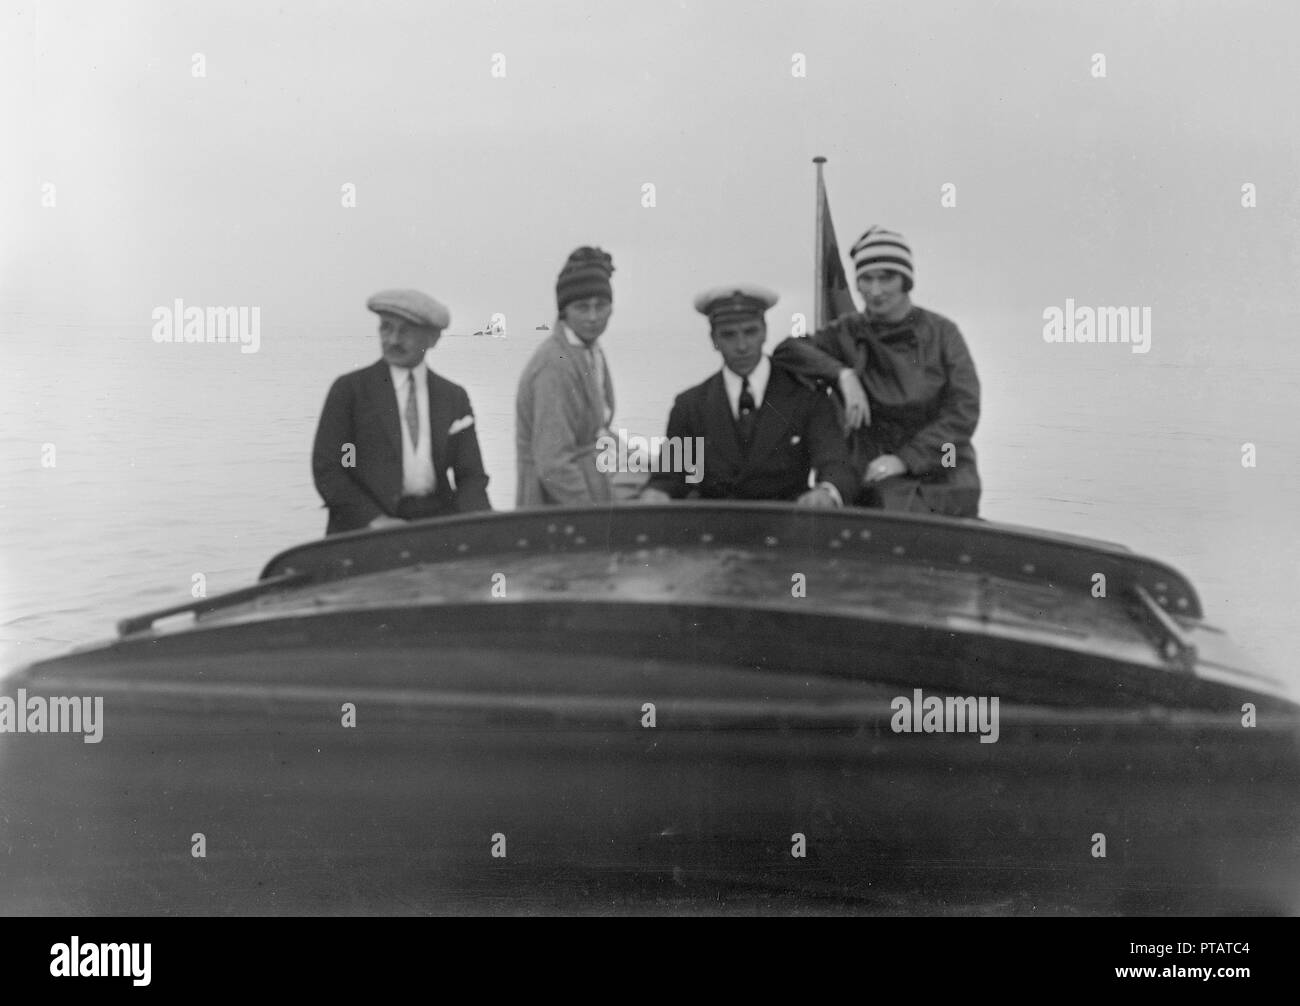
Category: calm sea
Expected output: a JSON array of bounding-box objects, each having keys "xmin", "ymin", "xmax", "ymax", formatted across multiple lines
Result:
[{"xmin": 2, "ymin": 320, "xmax": 1297, "ymax": 693}]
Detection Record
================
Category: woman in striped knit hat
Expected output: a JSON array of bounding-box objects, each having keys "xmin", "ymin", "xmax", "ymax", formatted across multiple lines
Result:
[{"xmin": 771, "ymin": 226, "xmax": 982, "ymax": 517}]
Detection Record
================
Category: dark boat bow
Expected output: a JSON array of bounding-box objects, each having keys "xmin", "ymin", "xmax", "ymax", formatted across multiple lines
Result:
[{"xmin": 3, "ymin": 504, "xmax": 1297, "ymax": 914}]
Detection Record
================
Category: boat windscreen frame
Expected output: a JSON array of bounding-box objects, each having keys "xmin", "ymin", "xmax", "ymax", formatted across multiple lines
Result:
[{"xmin": 257, "ymin": 502, "xmax": 1204, "ymax": 621}]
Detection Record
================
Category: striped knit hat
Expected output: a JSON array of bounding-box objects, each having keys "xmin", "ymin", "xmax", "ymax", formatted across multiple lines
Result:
[
  {"xmin": 556, "ymin": 246, "xmax": 615, "ymax": 312},
  {"xmin": 850, "ymin": 226, "xmax": 913, "ymax": 288}
]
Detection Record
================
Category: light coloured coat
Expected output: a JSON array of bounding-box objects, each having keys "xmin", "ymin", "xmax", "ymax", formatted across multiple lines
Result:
[{"xmin": 515, "ymin": 322, "xmax": 615, "ymax": 506}]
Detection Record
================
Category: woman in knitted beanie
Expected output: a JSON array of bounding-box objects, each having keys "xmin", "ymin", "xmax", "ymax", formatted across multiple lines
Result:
[
  {"xmin": 514, "ymin": 247, "xmax": 619, "ymax": 506},
  {"xmin": 771, "ymin": 227, "xmax": 983, "ymax": 517}
]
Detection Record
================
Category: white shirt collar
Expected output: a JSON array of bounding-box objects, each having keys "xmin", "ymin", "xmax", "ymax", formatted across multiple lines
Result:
[
  {"xmin": 561, "ymin": 320, "xmax": 602, "ymax": 351},
  {"xmin": 389, "ymin": 357, "xmax": 427, "ymax": 387},
  {"xmin": 721, "ymin": 354, "xmax": 771, "ymax": 415}
]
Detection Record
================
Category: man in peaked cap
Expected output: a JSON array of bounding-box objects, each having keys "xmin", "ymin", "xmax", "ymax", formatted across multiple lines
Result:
[
  {"xmin": 641, "ymin": 284, "xmax": 858, "ymax": 504},
  {"xmin": 311, "ymin": 288, "xmax": 491, "ymax": 535}
]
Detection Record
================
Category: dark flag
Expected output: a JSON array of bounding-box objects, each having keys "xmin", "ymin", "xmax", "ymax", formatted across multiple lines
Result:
[{"xmin": 814, "ymin": 157, "xmax": 856, "ymax": 329}]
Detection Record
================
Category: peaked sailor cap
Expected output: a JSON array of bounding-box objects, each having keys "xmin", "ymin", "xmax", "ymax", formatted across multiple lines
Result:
[{"xmin": 693, "ymin": 284, "xmax": 779, "ymax": 324}]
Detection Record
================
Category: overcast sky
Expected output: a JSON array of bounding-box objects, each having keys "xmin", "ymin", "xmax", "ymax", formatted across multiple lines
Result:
[{"xmin": 4, "ymin": 0, "xmax": 1298, "ymax": 345}]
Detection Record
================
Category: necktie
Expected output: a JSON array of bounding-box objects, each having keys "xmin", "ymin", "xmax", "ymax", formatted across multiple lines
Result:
[
  {"xmin": 405, "ymin": 371, "xmax": 420, "ymax": 447},
  {"xmin": 737, "ymin": 377, "xmax": 757, "ymax": 448}
]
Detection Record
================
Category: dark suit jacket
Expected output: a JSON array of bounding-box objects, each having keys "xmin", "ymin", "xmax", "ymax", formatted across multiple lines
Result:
[
  {"xmin": 645, "ymin": 364, "xmax": 858, "ymax": 503},
  {"xmin": 312, "ymin": 360, "xmax": 491, "ymax": 535}
]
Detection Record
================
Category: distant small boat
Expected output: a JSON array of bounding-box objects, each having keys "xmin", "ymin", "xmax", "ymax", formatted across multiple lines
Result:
[{"xmin": 535, "ymin": 324, "xmax": 551, "ymax": 331}]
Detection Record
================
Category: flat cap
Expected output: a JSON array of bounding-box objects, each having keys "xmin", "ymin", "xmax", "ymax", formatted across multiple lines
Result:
[
  {"xmin": 366, "ymin": 289, "xmax": 451, "ymax": 330},
  {"xmin": 693, "ymin": 284, "xmax": 779, "ymax": 325}
]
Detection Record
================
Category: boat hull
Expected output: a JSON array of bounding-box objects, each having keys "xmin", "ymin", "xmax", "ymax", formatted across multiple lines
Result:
[
  {"xmin": 3, "ymin": 505, "xmax": 1297, "ymax": 914},
  {"xmin": 3, "ymin": 605, "xmax": 1298, "ymax": 915}
]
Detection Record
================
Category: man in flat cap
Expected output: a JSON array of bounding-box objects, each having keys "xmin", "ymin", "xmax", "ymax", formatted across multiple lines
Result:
[
  {"xmin": 311, "ymin": 289, "xmax": 491, "ymax": 535},
  {"xmin": 641, "ymin": 285, "xmax": 858, "ymax": 505},
  {"xmin": 515, "ymin": 246, "xmax": 618, "ymax": 506}
]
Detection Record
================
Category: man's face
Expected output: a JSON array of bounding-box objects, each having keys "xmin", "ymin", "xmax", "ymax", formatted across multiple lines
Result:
[
  {"xmin": 710, "ymin": 316, "xmax": 767, "ymax": 377},
  {"xmin": 562, "ymin": 296, "xmax": 613, "ymax": 344},
  {"xmin": 378, "ymin": 314, "xmax": 439, "ymax": 368},
  {"xmin": 857, "ymin": 269, "xmax": 908, "ymax": 320}
]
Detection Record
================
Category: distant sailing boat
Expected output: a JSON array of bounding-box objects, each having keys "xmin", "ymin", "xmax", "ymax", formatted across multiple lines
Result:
[{"xmin": 535, "ymin": 323, "xmax": 551, "ymax": 331}]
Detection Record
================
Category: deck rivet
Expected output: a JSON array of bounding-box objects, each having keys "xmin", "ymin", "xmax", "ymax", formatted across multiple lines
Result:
[
  {"xmin": 1022, "ymin": 563, "xmax": 1035, "ymax": 574},
  {"xmin": 399, "ymin": 550, "xmax": 411, "ymax": 560},
  {"xmin": 1158, "ymin": 596, "xmax": 1168, "ymax": 607},
  {"xmin": 892, "ymin": 545, "xmax": 905, "ymax": 556},
  {"xmin": 765, "ymin": 536, "xmax": 778, "ymax": 547},
  {"xmin": 575, "ymin": 536, "xmax": 586, "ymax": 545},
  {"xmin": 564, "ymin": 525, "xmax": 575, "ymax": 535},
  {"xmin": 830, "ymin": 539, "xmax": 842, "ymax": 549},
  {"xmin": 958, "ymin": 554, "xmax": 972, "ymax": 564},
  {"xmin": 517, "ymin": 538, "xmax": 529, "ymax": 548},
  {"xmin": 341, "ymin": 558, "xmax": 354, "ymax": 569},
  {"xmin": 1155, "ymin": 581, "xmax": 1167, "ymax": 591},
  {"xmin": 859, "ymin": 530, "xmax": 871, "ymax": 540},
  {"xmin": 1176, "ymin": 597, "xmax": 1188, "ymax": 609},
  {"xmin": 547, "ymin": 523, "xmax": 557, "ymax": 534},
  {"xmin": 458, "ymin": 543, "xmax": 469, "ymax": 553},
  {"xmin": 636, "ymin": 533, "xmax": 648, "ymax": 544},
  {"xmin": 840, "ymin": 529, "xmax": 852, "ymax": 540},
  {"xmin": 700, "ymin": 533, "xmax": 713, "ymax": 544}
]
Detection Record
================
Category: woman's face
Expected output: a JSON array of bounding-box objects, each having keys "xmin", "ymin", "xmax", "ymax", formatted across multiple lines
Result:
[
  {"xmin": 562, "ymin": 297, "xmax": 613, "ymax": 344},
  {"xmin": 857, "ymin": 270, "xmax": 908, "ymax": 320}
]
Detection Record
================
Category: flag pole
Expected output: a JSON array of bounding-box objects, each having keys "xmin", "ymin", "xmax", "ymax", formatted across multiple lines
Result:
[{"xmin": 813, "ymin": 156, "xmax": 827, "ymax": 331}]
